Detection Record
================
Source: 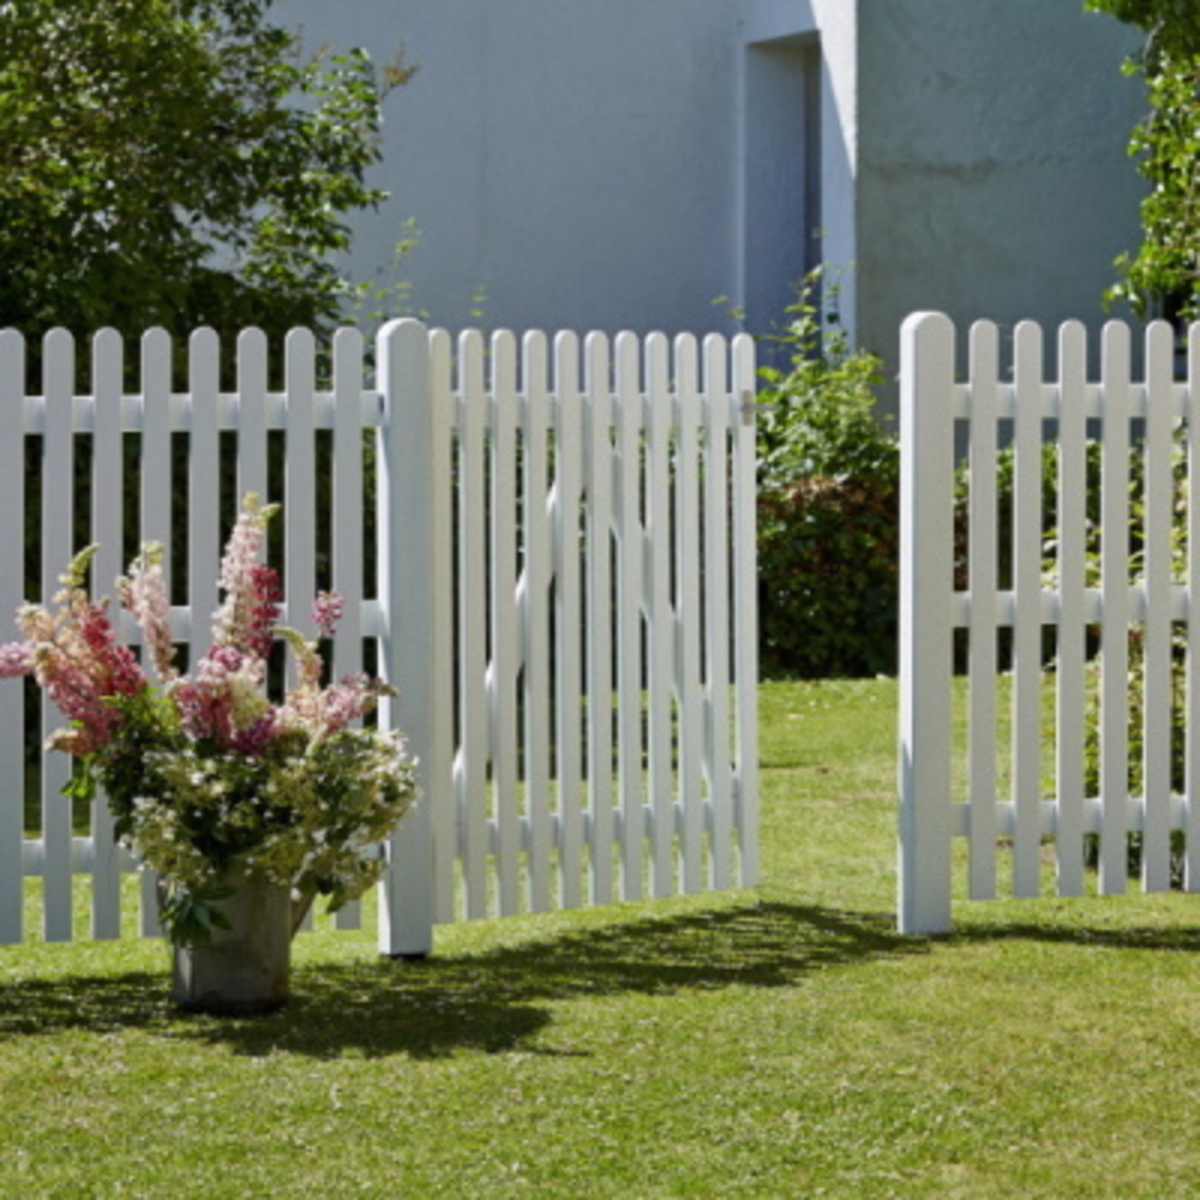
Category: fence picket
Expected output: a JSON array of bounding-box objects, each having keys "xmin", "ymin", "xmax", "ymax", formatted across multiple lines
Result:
[
  {"xmin": 458, "ymin": 330, "xmax": 489, "ymax": 920},
  {"xmin": 490, "ymin": 331, "xmax": 521, "ymax": 915},
  {"xmin": 91, "ymin": 330, "xmax": 124, "ymax": 939},
  {"xmin": 966, "ymin": 321, "xmax": 999, "ymax": 899},
  {"xmin": 1054, "ymin": 321, "xmax": 1089, "ymax": 896},
  {"xmin": 282, "ymin": 330, "xmax": 315, "ymax": 933},
  {"xmin": 0, "ymin": 332, "xmax": 24, "ymax": 944},
  {"xmin": 731, "ymin": 332, "xmax": 759, "ymax": 886},
  {"xmin": 703, "ymin": 334, "xmax": 734, "ymax": 891},
  {"xmin": 522, "ymin": 331, "xmax": 554, "ymax": 913},
  {"xmin": 427, "ymin": 329, "xmax": 456, "ymax": 927},
  {"xmin": 645, "ymin": 333, "xmax": 675, "ymax": 897},
  {"xmin": 585, "ymin": 332, "xmax": 616, "ymax": 905},
  {"xmin": 898, "ymin": 313, "xmax": 955, "ymax": 935},
  {"xmin": 675, "ymin": 335, "xmax": 704, "ymax": 891},
  {"xmin": 1012, "ymin": 322, "xmax": 1044, "ymax": 897},
  {"xmin": 1142, "ymin": 320, "xmax": 1175, "ymax": 890},
  {"xmin": 236, "ymin": 329, "xmax": 269, "ymax": 504},
  {"xmin": 614, "ymin": 332, "xmax": 645, "ymax": 899},
  {"xmin": 138, "ymin": 330, "xmax": 173, "ymax": 937},
  {"xmin": 41, "ymin": 329, "xmax": 76, "ymax": 941},
  {"xmin": 284, "ymin": 329, "xmax": 317, "ymax": 642},
  {"xmin": 331, "ymin": 327, "xmax": 365, "ymax": 930},
  {"xmin": 1099, "ymin": 321, "xmax": 1132, "ymax": 894},
  {"xmin": 1189, "ymin": 324, "xmax": 1200, "ymax": 890},
  {"xmin": 188, "ymin": 330, "xmax": 220, "ymax": 664},
  {"xmin": 553, "ymin": 332, "xmax": 585, "ymax": 910}
]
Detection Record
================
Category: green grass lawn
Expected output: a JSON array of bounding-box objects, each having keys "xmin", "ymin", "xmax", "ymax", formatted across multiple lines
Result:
[{"xmin": 5, "ymin": 677, "xmax": 1200, "ymax": 1198}]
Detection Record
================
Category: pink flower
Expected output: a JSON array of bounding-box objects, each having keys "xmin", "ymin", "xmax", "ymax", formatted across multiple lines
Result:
[
  {"xmin": 173, "ymin": 643, "xmax": 270, "ymax": 750},
  {"xmin": 13, "ymin": 578, "xmax": 148, "ymax": 755},
  {"xmin": 312, "ymin": 591, "xmax": 344, "ymax": 638},
  {"xmin": 210, "ymin": 493, "xmax": 281, "ymax": 658},
  {"xmin": 118, "ymin": 545, "xmax": 176, "ymax": 682},
  {"xmin": 0, "ymin": 642, "xmax": 32, "ymax": 677}
]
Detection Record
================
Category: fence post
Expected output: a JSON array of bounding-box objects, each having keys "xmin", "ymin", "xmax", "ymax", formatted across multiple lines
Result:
[
  {"xmin": 376, "ymin": 318, "xmax": 439, "ymax": 958},
  {"xmin": 898, "ymin": 312, "xmax": 956, "ymax": 935}
]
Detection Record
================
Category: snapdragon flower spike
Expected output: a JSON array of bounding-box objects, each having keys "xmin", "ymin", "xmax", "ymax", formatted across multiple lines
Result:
[
  {"xmin": 5, "ymin": 549, "xmax": 148, "ymax": 755},
  {"xmin": 244, "ymin": 566, "xmax": 283, "ymax": 662},
  {"xmin": 312, "ymin": 590, "xmax": 344, "ymax": 639},
  {"xmin": 0, "ymin": 642, "xmax": 32, "ymax": 678},
  {"xmin": 211, "ymin": 493, "xmax": 281, "ymax": 657},
  {"xmin": 117, "ymin": 543, "xmax": 177, "ymax": 682},
  {"xmin": 174, "ymin": 643, "xmax": 270, "ymax": 750}
]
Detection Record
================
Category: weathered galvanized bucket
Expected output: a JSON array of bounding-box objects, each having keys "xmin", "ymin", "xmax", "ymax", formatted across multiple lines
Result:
[{"xmin": 171, "ymin": 867, "xmax": 293, "ymax": 1016}]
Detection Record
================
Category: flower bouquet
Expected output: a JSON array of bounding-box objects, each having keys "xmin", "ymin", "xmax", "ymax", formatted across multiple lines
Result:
[{"xmin": 1, "ymin": 494, "xmax": 418, "ymax": 1012}]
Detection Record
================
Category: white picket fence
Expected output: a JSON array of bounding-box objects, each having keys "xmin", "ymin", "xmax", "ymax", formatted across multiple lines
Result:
[
  {"xmin": 900, "ymin": 312, "xmax": 1200, "ymax": 933},
  {"xmin": 0, "ymin": 320, "xmax": 759, "ymax": 954}
]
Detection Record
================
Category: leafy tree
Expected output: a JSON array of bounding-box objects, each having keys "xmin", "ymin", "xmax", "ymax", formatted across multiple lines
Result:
[
  {"xmin": 0, "ymin": 0, "xmax": 413, "ymax": 349},
  {"xmin": 1086, "ymin": 0, "xmax": 1200, "ymax": 319}
]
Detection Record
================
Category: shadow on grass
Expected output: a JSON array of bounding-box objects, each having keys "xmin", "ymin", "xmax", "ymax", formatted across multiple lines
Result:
[
  {"xmin": 0, "ymin": 901, "xmax": 917, "ymax": 1058},
  {"xmin": 949, "ymin": 918, "xmax": 1200, "ymax": 953}
]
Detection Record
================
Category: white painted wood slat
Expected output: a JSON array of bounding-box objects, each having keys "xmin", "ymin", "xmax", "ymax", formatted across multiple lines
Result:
[
  {"xmin": 331, "ymin": 327, "xmax": 365, "ymax": 931},
  {"xmin": 188, "ymin": 330, "xmax": 221, "ymax": 665},
  {"xmin": 966, "ymin": 321, "xmax": 999, "ymax": 899},
  {"xmin": 426, "ymin": 329, "xmax": 456, "ymax": 927},
  {"xmin": 41, "ymin": 328, "xmax": 75, "ymax": 942},
  {"xmin": 138, "ymin": 330, "xmax": 173, "ymax": 937},
  {"xmin": 675, "ymin": 335, "xmax": 704, "ymax": 892},
  {"xmin": 522, "ymin": 331, "xmax": 553, "ymax": 913},
  {"xmin": 1011, "ymin": 321, "xmax": 1044, "ymax": 897},
  {"xmin": 1187, "ymin": 324, "xmax": 1200, "ymax": 891},
  {"xmin": 731, "ymin": 332, "xmax": 759, "ymax": 887},
  {"xmin": 0, "ymin": 332, "xmax": 25, "ymax": 944},
  {"xmin": 614, "ymin": 332, "xmax": 645, "ymax": 900},
  {"xmin": 1054, "ymin": 321, "xmax": 1089, "ymax": 896},
  {"xmin": 703, "ymin": 334, "xmax": 733, "ymax": 891},
  {"xmin": 645, "ymin": 333, "xmax": 675, "ymax": 897},
  {"xmin": 490, "ymin": 331, "xmax": 521, "ymax": 915},
  {"xmin": 236, "ymin": 329, "xmax": 269, "ymax": 506},
  {"xmin": 458, "ymin": 330, "xmax": 490, "ymax": 919},
  {"xmin": 585, "ymin": 333, "xmax": 615, "ymax": 906},
  {"xmin": 1141, "ymin": 321, "xmax": 1175, "ymax": 891},
  {"xmin": 553, "ymin": 332, "xmax": 585, "ymax": 910},
  {"xmin": 90, "ymin": 330, "xmax": 124, "ymax": 939},
  {"xmin": 1098, "ymin": 322, "xmax": 1132, "ymax": 894}
]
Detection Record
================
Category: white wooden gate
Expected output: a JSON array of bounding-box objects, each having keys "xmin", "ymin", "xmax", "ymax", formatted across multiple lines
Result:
[
  {"xmin": 899, "ymin": 311, "xmax": 1199, "ymax": 933},
  {"xmin": 0, "ymin": 320, "xmax": 759, "ymax": 953}
]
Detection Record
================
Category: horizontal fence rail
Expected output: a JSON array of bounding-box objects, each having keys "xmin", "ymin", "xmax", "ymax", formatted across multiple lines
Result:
[
  {"xmin": 899, "ymin": 312, "xmax": 1200, "ymax": 934},
  {"xmin": 0, "ymin": 320, "xmax": 758, "ymax": 952}
]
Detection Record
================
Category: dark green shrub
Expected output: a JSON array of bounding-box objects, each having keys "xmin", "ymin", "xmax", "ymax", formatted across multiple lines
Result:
[
  {"xmin": 754, "ymin": 269, "xmax": 897, "ymax": 679},
  {"xmin": 758, "ymin": 474, "xmax": 898, "ymax": 679}
]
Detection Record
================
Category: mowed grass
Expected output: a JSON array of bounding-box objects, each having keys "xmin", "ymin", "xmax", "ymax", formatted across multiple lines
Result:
[{"xmin": 6, "ymin": 678, "xmax": 1200, "ymax": 1197}]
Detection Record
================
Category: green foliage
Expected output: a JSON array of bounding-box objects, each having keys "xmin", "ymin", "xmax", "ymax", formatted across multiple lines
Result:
[
  {"xmin": 1085, "ymin": 0, "xmax": 1200, "ymax": 318},
  {"xmin": 0, "ymin": 0, "xmax": 414, "ymax": 349},
  {"xmin": 756, "ymin": 269, "xmax": 893, "ymax": 488},
  {"xmin": 755, "ymin": 269, "xmax": 897, "ymax": 679}
]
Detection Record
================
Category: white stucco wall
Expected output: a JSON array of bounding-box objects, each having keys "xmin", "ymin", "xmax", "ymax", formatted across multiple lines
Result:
[
  {"xmin": 277, "ymin": 0, "xmax": 1145, "ymax": 365},
  {"xmin": 279, "ymin": 0, "xmax": 745, "ymax": 337},
  {"xmin": 855, "ymin": 0, "xmax": 1145, "ymax": 387}
]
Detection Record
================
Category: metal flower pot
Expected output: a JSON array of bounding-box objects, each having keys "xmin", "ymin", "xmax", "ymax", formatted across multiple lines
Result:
[{"xmin": 171, "ymin": 867, "xmax": 292, "ymax": 1016}]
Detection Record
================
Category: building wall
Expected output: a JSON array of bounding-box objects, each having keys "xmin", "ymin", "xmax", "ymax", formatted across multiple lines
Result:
[
  {"xmin": 278, "ymin": 0, "xmax": 745, "ymax": 337},
  {"xmin": 278, "ymin": 0, "xmax": 1145, "ymax": 366},
  {"xmin": 856, "ymin": 0, "xmax": 1145, "ymax": 389}
]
